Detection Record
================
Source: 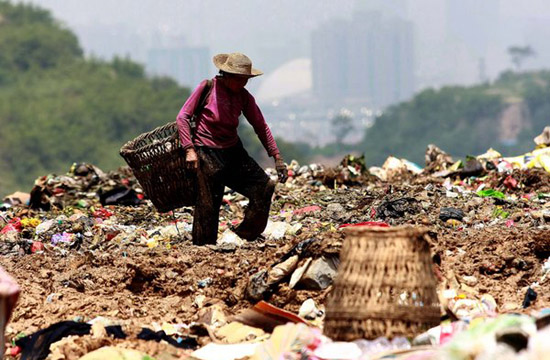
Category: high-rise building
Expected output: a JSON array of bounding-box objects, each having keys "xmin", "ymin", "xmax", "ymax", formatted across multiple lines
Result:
[
  {"xmin": 445, "ymin": 0, "xmax": 500, "ymax": 57},
  {"xmin": 311, "ymin": 10, "xmax": 415, "ymax": 108},
  {"xmin": 147, "ymin": 46, "xmax": 211, "ymax": 88},
  {"xmin": 311, "ymin": 19, "xmax": 350, "ymax": 101},
  {"xmin": 354, "ymin": 0, "xmax": 409, "ymax": 19}
]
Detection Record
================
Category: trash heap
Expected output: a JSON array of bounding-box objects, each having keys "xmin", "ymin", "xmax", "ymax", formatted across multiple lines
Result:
[{"xmin": 2, "ymin": 130, "xmax": 550, "ymax": 359}]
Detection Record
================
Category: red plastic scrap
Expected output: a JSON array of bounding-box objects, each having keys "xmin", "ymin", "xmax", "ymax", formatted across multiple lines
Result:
[
  {"xmin": 233, "ymin": 300, "xmax": 310, "ymax": 332},
  {"xmin": 503, "ymin": 175, "xmax": 518, "ymax": 190},
  {"xmin": 1, "ymin": 224, "xmax": 18, "ymax": 234},
  {"xmin": 506, "ymin": 219, "xmax": 515, "ymax": 228},
  {"xmin": 105, "ymin": 231, "xmax": 120, "ymax": 241},
  {"xmin": 370, "ymin": 207, "xmax": 377, "ymax": 218},
  {"xmin": 9, "ymin": 346, "xmax": 21, "ymax": 356},
  {"xmin": 31, "ymin": 241, "xmax": 45, "ymax": 253},
  {"xmin": 170, "ymin": 219, "xmax": 186, "ymax": 224},
  {"xmin": 293, "ymin": 205, "xmax": 321, "ymax": 215},
  {"xmin": 10, "ymin": 217, "xmax": 21, "ymax": 229},
  {"xmin": 92, "ymin": 208, "xmax": 113, "ymax": 220},
  {"xmin": 1, "ymin": 218, "xmax": 22, "ymax": 234},
  {"xmin": 339, "ymin": 221, "xmax": 390, "ymax": 229}
]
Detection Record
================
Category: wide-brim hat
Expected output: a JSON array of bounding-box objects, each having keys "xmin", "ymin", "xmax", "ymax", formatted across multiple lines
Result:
[{"xmin": 213, "ymin": 52, "xmax": 263, "ymax": 77}]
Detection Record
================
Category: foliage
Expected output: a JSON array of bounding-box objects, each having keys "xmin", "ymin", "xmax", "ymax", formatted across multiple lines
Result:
[
  {"xmin": 0, "ymin": 2, "xmax": 82, "ymax": 85},
  {"xmin": 507, "ymin": 45, "xmax": 535, "ymax": 71},
  {"xmin": 0, "ymin": 1, "xmax": 189, "ymax": 194},
  {"xmin": 249, "ymin": 69, "xmax": 550, "ymax": 170},
  {"xmin": 331, "ymin": 113, "xmax": 354, "ymax": 149},
  {"xmin": 358, "ymin": 84, "xmax": 503, "ymax": 165},
  {"xmin": 358, "ymin": 70, "xmax": 550, "ymax": 166},
  {"xmin": 0, "ymin": 0, "xmax": 313, "ymax": 194},
  {"xmin": 2, "ymin": 1, "xmax": 549, "ymax": 194}
]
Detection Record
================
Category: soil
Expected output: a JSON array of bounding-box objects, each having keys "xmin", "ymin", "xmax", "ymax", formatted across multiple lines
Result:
[{"xmin": 2, "ymin": 163, "xmax": 550, "ymax": 358}]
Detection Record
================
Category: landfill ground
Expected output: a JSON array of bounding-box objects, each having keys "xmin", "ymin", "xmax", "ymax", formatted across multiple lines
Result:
[{"xmin": 2, "ymin": 154, "xmax": 550, "ymax": 358}]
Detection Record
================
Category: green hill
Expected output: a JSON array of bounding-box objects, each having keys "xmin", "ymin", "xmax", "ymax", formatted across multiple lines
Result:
[
  {"xmin": 2, "ymin": 0, "xmax": 549, "ymax": 194},
  {"xmin": 0, "ymin": 1, "xmax": 190, "ymax": 194},
  {"xmin": 361, "ymin": 70, "xmax": 550, "ymax": 166}
]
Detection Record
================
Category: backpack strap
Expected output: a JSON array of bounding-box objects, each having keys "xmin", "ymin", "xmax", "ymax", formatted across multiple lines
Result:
[{"xmin": 189, "ymin": 79, "xmax": 213, "ymax": 141}]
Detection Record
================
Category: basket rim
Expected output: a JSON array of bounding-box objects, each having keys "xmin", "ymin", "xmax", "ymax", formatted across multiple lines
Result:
[
  {"xmin": 120, "ymin": 121, "xmax": 178, "ymax": 156},
  {"xmin": 325, "ymin": 305, "xmax": 441, "ymax": 323},
  {"xmin": 342, "ymin": 224, "xmax": 428, "ymax": 236}
]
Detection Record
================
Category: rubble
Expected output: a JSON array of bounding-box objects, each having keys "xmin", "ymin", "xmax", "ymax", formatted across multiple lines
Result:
[
  {"xmin": 297, "ymin": 256, "xmax": 338, "ymax": 290},
  {"xmin": 534, "ymin": 126, "xmax": 550, "ymax": 147},
  {"xmin": 2, "ymin": 140, "xmax": 550, "ymax": 359}
]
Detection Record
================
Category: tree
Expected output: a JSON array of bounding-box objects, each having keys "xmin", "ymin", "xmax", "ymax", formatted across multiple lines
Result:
[
  {"xmin": 331, "ymin": 113, "xmax": 354, "ymax": 150},
  {"xmin": 508, "ymin": 45, "xmax": 535, "ymax": 71},
  {"xmin": 358, "ymin": 84, "xmax": 504, "ymax": 166},
  {"xmin": 0, "ymin": 1, "xmax": 82, "ymax": 85},
  {"xmin": 0, "ymin": 1, "xmax": 191, "ymax": 194}
]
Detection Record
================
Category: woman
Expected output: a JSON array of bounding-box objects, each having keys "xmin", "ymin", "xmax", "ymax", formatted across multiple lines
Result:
[{"xmin": 177, "ymin": 52, "xmax": 287, "ymax": 246}]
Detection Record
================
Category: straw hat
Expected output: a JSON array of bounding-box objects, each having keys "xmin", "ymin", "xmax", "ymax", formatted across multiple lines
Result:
[{"xmin": 213, "ymin": 52, "xmax": 263, "ymax": 77}]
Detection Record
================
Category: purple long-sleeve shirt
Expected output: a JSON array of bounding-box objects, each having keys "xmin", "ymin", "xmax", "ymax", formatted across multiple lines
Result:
[{"xmin": 176, "ymin": 77, "xmax": 280, "ymax": 157}]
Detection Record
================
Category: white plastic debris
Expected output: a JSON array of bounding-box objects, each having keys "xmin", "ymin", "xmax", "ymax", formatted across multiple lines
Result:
[
  {"xmin": 147, "ymin": 225, "xmax": 179, "ymax": 238},
  {"xmin": 217, "ymin": 229, "xmax": 245, "ymax": 247},
  {"xmin": 446, "ymin": 191, "xmax": 459, "ymax": 198},
  {"xmin": 262, "ymin": 221, "xmax": 288, "ymax": 240},
  {"xmin": 298, "ymin": 298, "xmax": 324, "ymax": 321},
  {"xmin": 313, "ymin": 342, "xmax": 362, "ymax": 360},
  {"xmin": 35, "ymin": 219, "xmax": 54, "ymax": 234},
  {"xmin": 289, "ymin": 258, "xmax": 312, "ymax": 289}
]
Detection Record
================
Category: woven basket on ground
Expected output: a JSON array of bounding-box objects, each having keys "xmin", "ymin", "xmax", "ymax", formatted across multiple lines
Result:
[
  {"xmin": 120, "ymin": 121, "xmax": 196, "ymax": 213},
  {"xmin": 324, "ymin": 225, "xmax": 441, "ymax": 341}
]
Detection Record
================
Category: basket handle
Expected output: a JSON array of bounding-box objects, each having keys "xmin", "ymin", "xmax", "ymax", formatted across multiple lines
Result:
[
  {"xmin": 120, "ymin": 79, "xmax": 212, "ymax": 156},
  {"xmin": 189, "ymin": 79, "xmax": 213, "ymax": 142},
  {"xmin": 120, "ymin": 122, "xmax": 177, "ymax": 155}
]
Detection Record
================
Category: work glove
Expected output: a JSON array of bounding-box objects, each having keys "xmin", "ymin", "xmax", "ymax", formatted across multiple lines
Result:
[
  {"xmin": 274, "ymin": 155, "xmax": 288, "ymax": 183},
  {"xmin": 185, "ymin": 148, "xmax": 199, "ymax": 170}
]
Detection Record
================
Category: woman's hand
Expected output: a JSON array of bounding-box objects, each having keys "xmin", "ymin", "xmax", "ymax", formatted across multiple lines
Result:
[
  {"xmin": 274, "ymin": 154, "xmax": 288, "ymax": 183},
  {"xmin": 185, "ymin": 148, "xmax": 199, "ymax": 170}
]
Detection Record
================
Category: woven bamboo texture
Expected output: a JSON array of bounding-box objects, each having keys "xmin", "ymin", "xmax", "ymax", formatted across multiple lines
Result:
[
  {"xmin": 324, "ymin": 225, "xmax": 440, "ymax": 341},
  {"xmin": 120, "ymin": 121, "xmax": 196, "ymax": 212}
]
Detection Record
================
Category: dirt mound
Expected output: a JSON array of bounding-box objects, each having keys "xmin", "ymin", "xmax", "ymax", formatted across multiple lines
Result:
[{"xmin": 2, "ymin": 159, "xmax": 550, "ymax": 358}]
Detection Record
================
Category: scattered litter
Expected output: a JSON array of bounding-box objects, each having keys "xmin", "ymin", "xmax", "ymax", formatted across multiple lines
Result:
[{"xmin": 2, "ymin": 142, "xmax": 550, "ymax": 359}]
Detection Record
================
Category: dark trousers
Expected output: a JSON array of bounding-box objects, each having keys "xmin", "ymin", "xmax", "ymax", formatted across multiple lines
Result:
[{"xmin": 192, "ymin": 144, "xmax": 275, "ymax": 245}]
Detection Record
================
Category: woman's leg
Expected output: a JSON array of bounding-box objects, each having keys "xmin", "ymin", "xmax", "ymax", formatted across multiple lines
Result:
[
  {"xmin": 192, "ymin": 148, "xmax": 225, "ymax": 245},
  {"xmin": 224, "ymin": 147, "xmax": 276, "ymax": 241}
]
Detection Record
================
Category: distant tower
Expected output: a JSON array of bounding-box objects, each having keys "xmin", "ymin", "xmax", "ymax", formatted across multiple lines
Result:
[
  {"xmin": 311, "ymin": 19, "xmax": 350, "ymax": 101},
  {"xmin": 311, "ymin": 6, "xmax": 415, "ymax": 107},
  {"xmin": 147, "ymin": 33, "xmax": 211, "ymax": 88},
  {"xmin": 353, "ymin": 0, "xmax": 409, "ymax": 19},
  {"xmin": 478, "ymin": 58, "xmax": 487, "ymax": 83},
  {"xmin": 445, "ymin": 0, "xmax": 500, "ymax": 57}
]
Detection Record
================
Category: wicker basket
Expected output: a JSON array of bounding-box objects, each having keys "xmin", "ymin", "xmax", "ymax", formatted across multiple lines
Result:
[
  {"xmin": 324, "ymin": 225, "xmax": 441, "ymax": 341},
  {"xmin": 120, "ymin": 121, "xmax": 196, "ymax": 213}
]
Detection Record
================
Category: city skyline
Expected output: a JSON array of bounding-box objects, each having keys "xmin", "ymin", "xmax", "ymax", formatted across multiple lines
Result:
[
  {"xmin": 312, "ymin": 10, "xmax": 415, "ymax": 107},
  {"xmin": 15, "ymin": 0, "xmax": 550, "ymax": 106},
  {"xmin": 10, "ymin": 0, "xmax": 550, "ymax": 117}
]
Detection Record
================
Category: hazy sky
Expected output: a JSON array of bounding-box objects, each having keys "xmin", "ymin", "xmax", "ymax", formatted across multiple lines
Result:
[{"xmin": 18, "ymin": 0, "xmax": 550, "ymax": 92}]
